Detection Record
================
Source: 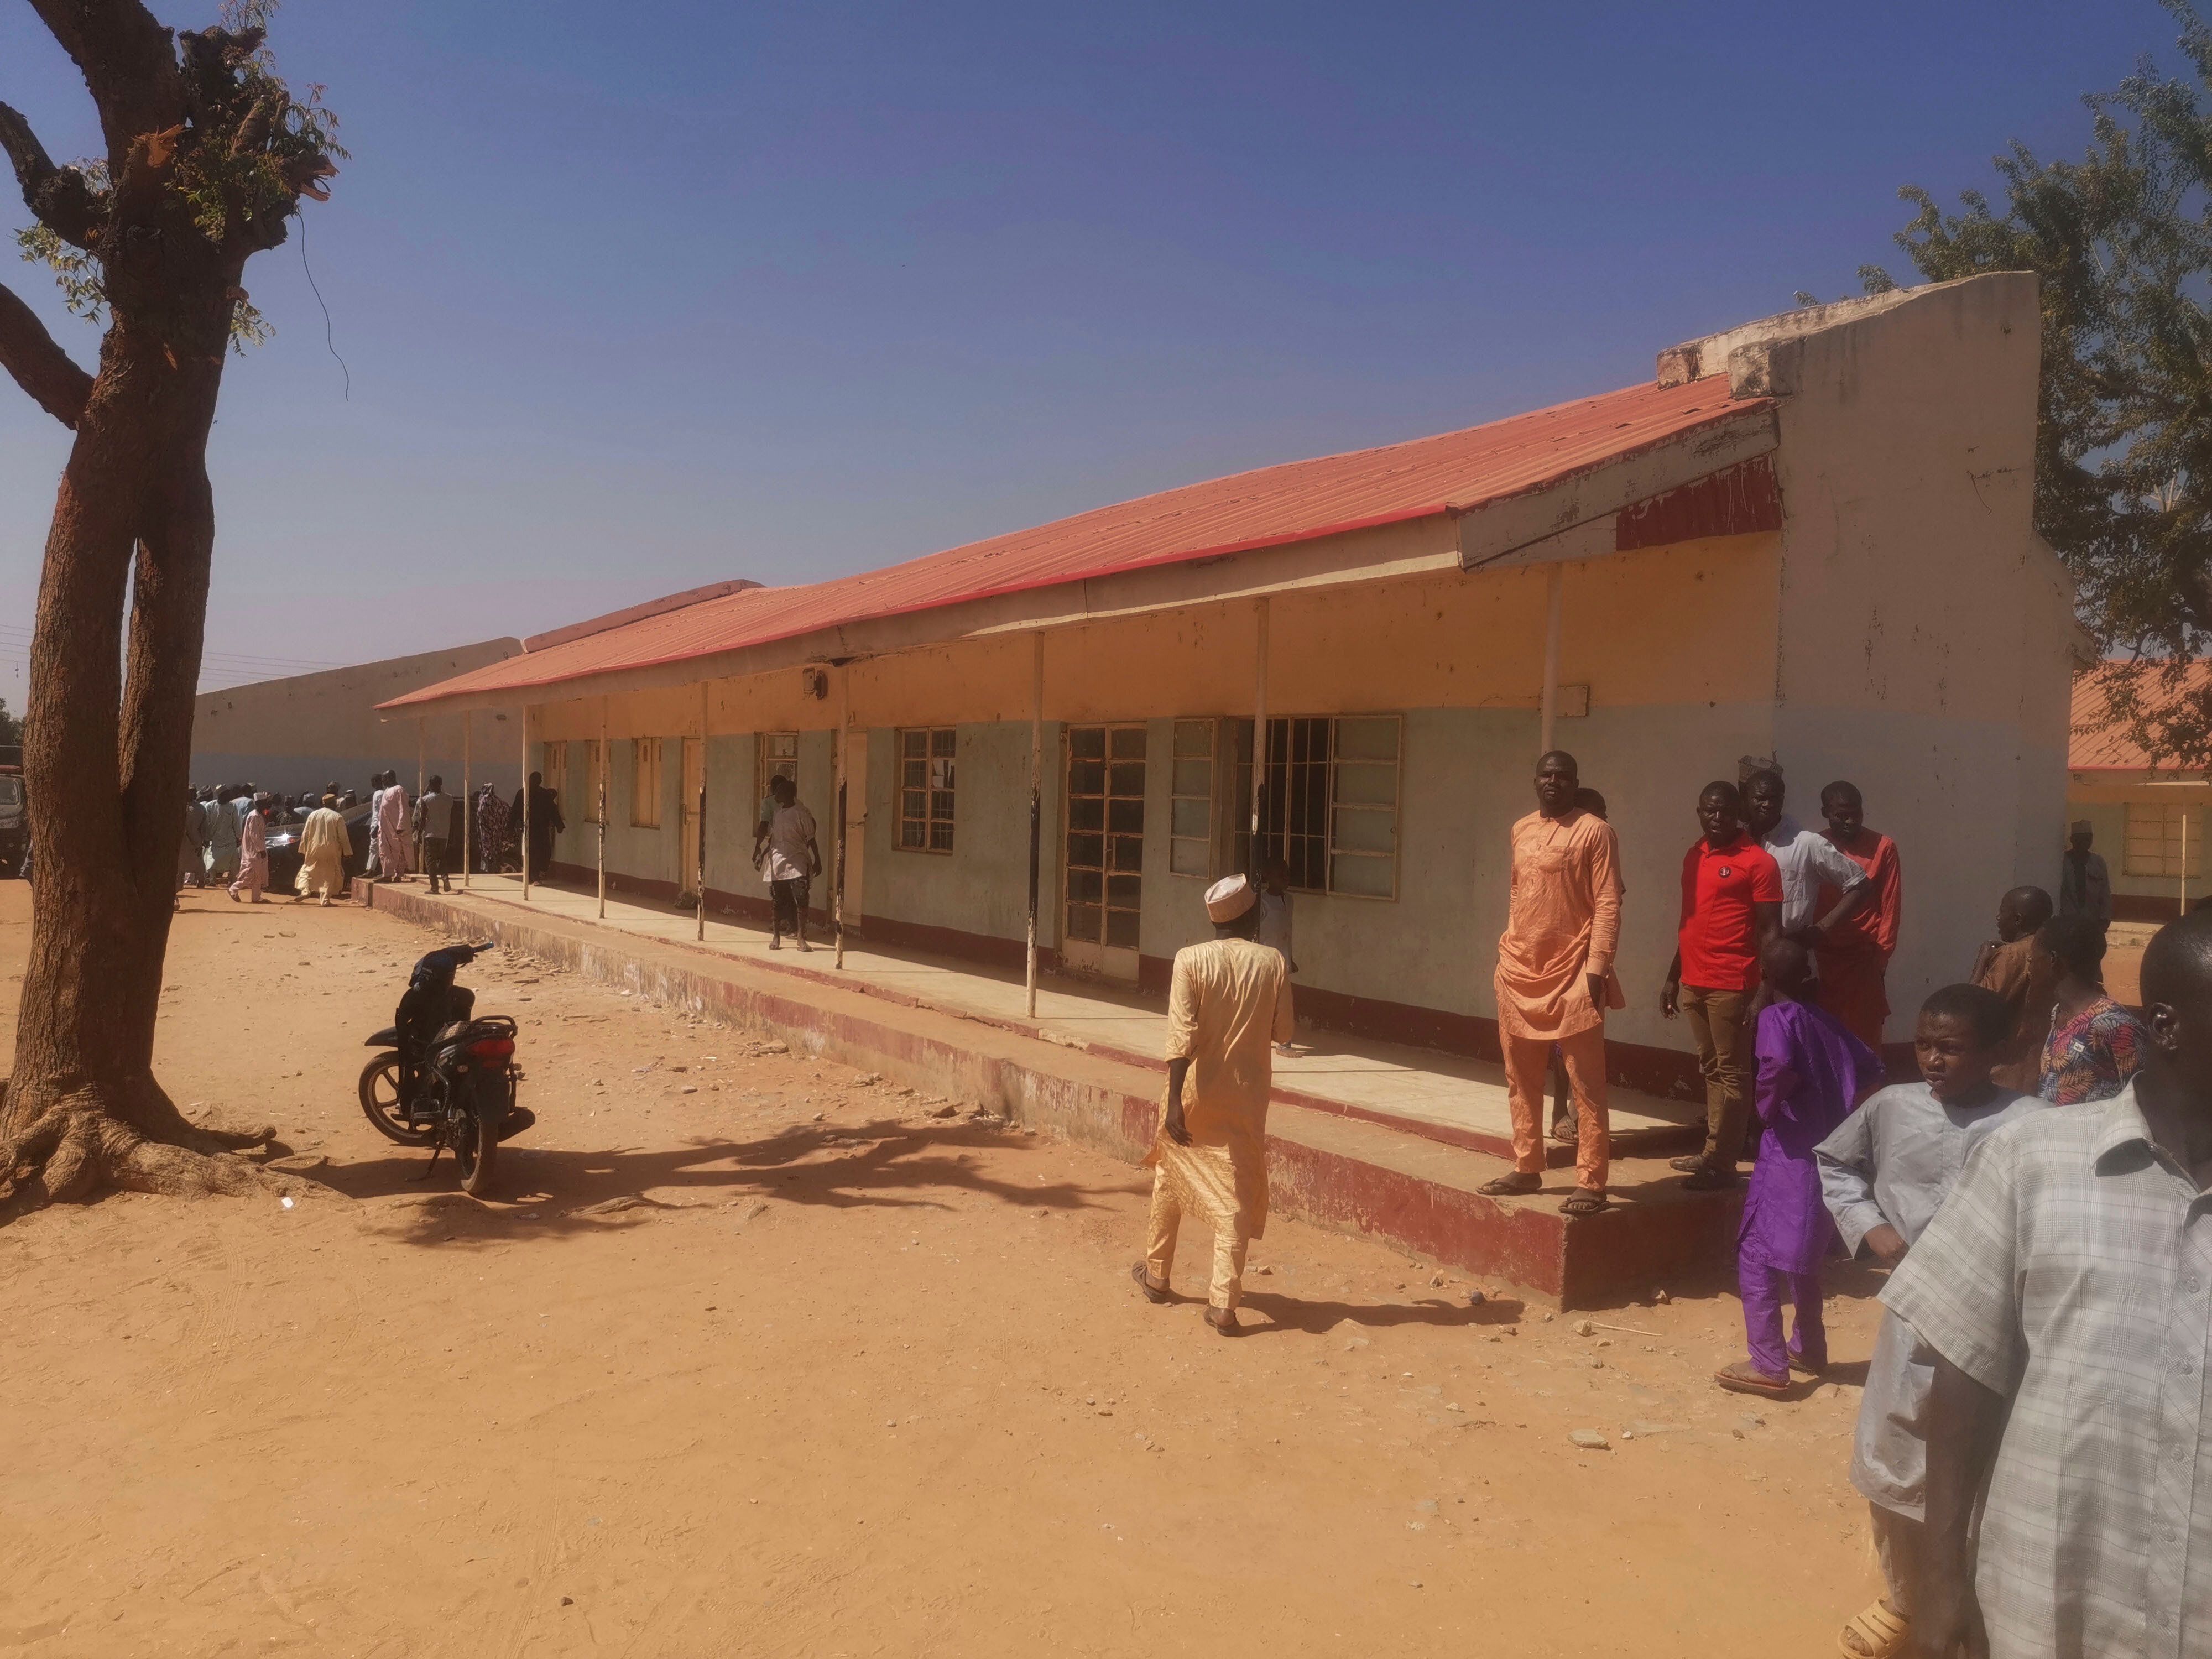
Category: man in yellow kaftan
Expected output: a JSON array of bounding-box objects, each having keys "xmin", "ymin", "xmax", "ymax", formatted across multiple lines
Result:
[{"xmin": 1132, "ymin": 873, "xmax": 1295, "ymax": 1334}]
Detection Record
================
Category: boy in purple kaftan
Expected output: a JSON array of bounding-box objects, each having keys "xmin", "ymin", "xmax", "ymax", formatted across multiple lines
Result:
[{"xmin": 1717, "ymin": 938, "xmax": 1882, "ymax": 1395}]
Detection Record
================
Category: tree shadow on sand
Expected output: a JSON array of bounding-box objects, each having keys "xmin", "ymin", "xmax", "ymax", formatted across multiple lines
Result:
[{"xmin": 285, "ymin": 1115, "xmax": 1145, "ymax": 1248}]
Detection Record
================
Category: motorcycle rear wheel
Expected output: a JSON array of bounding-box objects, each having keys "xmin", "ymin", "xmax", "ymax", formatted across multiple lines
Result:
[
  {"xmin": 451, "ymin": 1080, "xmax": 499, "ymax": 1197},
  {"xmin": 358, "ymin": 1053, "xmax": 434, "ymax": 1145}
]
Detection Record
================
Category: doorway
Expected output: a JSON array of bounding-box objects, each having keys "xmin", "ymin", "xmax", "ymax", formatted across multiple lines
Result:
[{"xmin": 1062, "ymin": 723, "xmax": 1145, "ymax": 980}]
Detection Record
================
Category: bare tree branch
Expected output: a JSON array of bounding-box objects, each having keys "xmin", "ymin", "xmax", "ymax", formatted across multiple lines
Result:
[
  {"xmin": 0, "ymin": 279, "xmax": 93, "ymax": 428},
  {"xmin": 0, "ymin": 102, "xmax": 102, "ymax": 248},
  {"xmin": 23, "ymin": 0, "xmax": 184, "ymax": 167}
]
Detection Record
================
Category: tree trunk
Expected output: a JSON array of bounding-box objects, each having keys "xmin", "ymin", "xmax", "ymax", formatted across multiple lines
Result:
[{"xmin": 0, "ymin": 301, "xmax": 275, "ymax": 1212}]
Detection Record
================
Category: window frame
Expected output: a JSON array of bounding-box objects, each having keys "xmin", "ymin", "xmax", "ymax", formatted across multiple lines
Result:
[
  {"xmin": 2124, "ymin": 799, "xmax": 2205, "ymax": 879},
  {"xmin": 1227, "ymin": 712, "xmax": 1403, "ymax": 901},
  {"xmin": 896, "ymin": 726, "xmax": 957, "ymax": 854},
  {"xmin": 544, "ymin": 741, "xmax": 568, "ymax": 811},
  {"xmin": 1168, "ymin": 718, "xmax": 1215, "ymax": 879},
  {"xmin": 757, "ymin": 732, "xmax": 799, "ymax": 826},
  {"xmin": 631, "ymin": 737, "xmax": 664, "ymax": 829}
]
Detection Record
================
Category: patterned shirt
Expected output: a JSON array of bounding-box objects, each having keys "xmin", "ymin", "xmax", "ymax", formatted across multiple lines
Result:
[
  {"xmin": 1882, "ymin": 1082, "xmax": 2212, "ymax": 1658},
  {"xmin": 2041, "ymin": 994, "xmax": 2150, "ymax": 1105}
]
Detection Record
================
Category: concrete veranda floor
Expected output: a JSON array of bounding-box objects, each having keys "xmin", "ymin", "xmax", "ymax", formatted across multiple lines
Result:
[{"xmin": 423, "ymin": 873, "xmax": 1702, "ymax": 1154}]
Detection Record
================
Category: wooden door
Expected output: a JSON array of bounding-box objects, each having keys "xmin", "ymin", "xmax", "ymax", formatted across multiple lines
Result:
[{"xmin": 1061, "ymin": 723, "xmax": 1145, "ymax": 981}]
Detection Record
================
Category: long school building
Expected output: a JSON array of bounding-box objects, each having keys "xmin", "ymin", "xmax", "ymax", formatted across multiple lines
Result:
[{"xmin": 387, "ymin": 274, "xmax": 2079, "ymax": 1097}]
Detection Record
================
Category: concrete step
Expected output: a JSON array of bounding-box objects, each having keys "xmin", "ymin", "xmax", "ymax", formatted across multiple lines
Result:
[{"xmin": 369, "ymin": 883, "xmax": 1740, "ymax": 1310}]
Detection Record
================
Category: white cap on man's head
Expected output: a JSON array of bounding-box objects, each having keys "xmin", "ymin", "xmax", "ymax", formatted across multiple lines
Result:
[{"xmin": 1204, "ymin": 874, "xmax": 1256, "ymax": 924}]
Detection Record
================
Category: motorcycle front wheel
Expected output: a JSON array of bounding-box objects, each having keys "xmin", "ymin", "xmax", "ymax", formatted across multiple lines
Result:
[{"xmin": 358, "ymin": 1053, "xmax": 434, "ymax": 1145}]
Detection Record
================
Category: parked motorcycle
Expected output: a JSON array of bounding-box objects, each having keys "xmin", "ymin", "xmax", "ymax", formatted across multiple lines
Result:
[{"xmin": 358, "ymin": 941, "xmax": 534, "ymax": 1195}]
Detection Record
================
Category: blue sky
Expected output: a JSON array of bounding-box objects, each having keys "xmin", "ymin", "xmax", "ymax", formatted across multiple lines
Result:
[{"xmin": 0, "ymin": 1, "xmax": 2185, "ymax": 698}]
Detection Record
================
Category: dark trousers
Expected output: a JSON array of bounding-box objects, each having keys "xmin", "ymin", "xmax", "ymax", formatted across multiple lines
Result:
[
  {"xmin": 422, "ymin": 837, "xmax": 450, "ymax": 893},
  {"xmin": 770, "ymin": 877, "xmax": 810, "ymax": 935}
]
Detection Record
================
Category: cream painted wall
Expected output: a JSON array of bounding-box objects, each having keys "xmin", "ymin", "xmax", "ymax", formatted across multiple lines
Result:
[
  {"xmin": 1763, "ymin": 272, "xmax": 2076, "ymax": 1019},
  {"xmin": 194, "ymin": 639, "xmax": 523, "ymax": 797}
]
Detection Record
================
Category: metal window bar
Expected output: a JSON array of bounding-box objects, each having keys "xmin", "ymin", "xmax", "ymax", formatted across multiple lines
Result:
[{"xmin": 898, "ymin": 727, "xmax": 957, "ymax": 852}]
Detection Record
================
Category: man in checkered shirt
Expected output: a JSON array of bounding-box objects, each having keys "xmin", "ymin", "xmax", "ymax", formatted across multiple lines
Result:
[{"xmin": 1887, "ymin": 908, "xmax": 2212, "ymax": 1658}]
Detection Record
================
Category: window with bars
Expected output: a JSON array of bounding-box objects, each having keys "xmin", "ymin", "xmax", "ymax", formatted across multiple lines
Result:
[
  {"xmin": 898, "ymin": 727, "xmax": 957, "ymax": 852},
  {"xmin": 2125, "ymin": 801, "xmax": 2205, "ymax": 878},
  {"xmin": 632, "ymin": 738, "xmax": 664, "ymax": 828},
  {"xmin": 1065, "ymin": 724, "xmax": 1146, "ymax": 949},
  {"xmin": 1170, "ymin": 719, "xmax": 1214, "ymax": 877},
  {"xmin": 1227, "ymin": 714, "xmax": 1401, "ymax": 898}
]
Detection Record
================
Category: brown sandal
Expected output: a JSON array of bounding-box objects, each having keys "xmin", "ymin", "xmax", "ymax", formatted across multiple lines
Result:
[
  {"xmin": 1204, "ymin": 1306, "xmax": 1240, "ymax": 1335},
  {"xmin": 1478, "ymin": 1172, "xmax": 1542, "ymax": 1197},
  {"xmin": 1713, "ymin": 1360, "xmax": 1791, "ymax": 1397},
  {"xmin": 1130, "ymin": 1262, "xmax": 1170, "ymax": 1305},
  {"xmin": 1559, "ymin": 1190, "xmax": 1609, "ymax": 1217}
]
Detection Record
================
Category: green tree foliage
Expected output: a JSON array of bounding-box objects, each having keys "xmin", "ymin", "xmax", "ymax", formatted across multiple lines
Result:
[
  {"xmin": 1864, "ymin": 0, "xmax": 2212, "ymax": 768},
  {"xmin": 0, "ymin": 698, "xmax": 22, "ymax": 750}
]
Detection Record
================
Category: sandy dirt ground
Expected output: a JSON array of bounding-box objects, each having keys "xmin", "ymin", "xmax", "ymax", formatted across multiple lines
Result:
[{"xmin": 0, "ymin": 881, "xmax": 1929, "ymax": 1657}]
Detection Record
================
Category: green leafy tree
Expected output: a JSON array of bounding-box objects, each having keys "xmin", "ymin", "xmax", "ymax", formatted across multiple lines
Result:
[
  {"xmin": 1861, "ymin": 0, "xmax": 2212, "ymax": 767},
  {"xmin": 0, "ymin": 0, "xmax": 336, "ymax": 1212}
]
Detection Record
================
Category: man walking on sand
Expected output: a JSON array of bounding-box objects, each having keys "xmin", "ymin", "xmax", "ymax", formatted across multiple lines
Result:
[
  {"xmin": 1482, "ymin": 750, "xmax": 1623, "ymax": 1215},
  {"xmin": 1132, "ymin": 874, "xmax": 1295, "ymax": 1335}
]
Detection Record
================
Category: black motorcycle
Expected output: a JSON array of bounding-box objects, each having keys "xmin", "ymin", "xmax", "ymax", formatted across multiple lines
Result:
[{"xmin": 358, "ymin": 941, "xmax": 534, "ymax": 1195}]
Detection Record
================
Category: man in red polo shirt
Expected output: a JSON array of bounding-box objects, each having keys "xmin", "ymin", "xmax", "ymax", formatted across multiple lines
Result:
[{"xmin": 1661, "ymin": 779, "xmax": 1783, "ymax": 1190}]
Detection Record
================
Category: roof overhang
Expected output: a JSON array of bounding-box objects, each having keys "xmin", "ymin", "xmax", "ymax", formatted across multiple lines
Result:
[
  {"xmin": 383, "ymin": 401, "xmax": 1784, "ymax": 720},
  {"xmin": 1456, "ymin": 402, "xmax": 1778, "ymax": 570}
]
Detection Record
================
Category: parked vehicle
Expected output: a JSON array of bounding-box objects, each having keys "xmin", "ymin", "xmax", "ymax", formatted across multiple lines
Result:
[
  {"xmin": 358, "ymin": 941, "xmax": 533, "ymax": 1194},
  {"xmin": 0, "ymin": 767, "xmax": 23, "ymax": 878},
  {"xmin": 265, "ymin": 799, "xmax": 374, "ymax": 893}
]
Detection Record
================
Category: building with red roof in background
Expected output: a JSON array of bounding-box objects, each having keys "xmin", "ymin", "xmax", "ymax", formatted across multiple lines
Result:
[{"xmin": 383, "ymin": 273, "xmax": 2079, "ymax": 1099}]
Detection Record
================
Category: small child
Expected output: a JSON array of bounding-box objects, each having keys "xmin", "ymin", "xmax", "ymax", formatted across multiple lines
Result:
[
  {"xmin": 1813, "ymin": 981, "xmax": 2041, "ymax": 1659},
  {"xmin": 1254, "ymin": 857, "xmax": 1298, "ymax": 1055},
  {"xmin": 1714, "ymin": 937, "xmax": 1884, "ymax": 1398}
]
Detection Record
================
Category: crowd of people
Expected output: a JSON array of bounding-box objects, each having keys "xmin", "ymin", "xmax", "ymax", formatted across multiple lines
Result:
[
  {"xmin": 173, "ymin": 773, "xmax": 567, "ymax": 904},
  {"xmin": 1141, "ymin": 749, "xmax": 2194, "ymax": 1659}
]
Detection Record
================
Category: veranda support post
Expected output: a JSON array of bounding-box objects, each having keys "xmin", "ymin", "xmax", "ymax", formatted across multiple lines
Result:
[
  {"xmin": 520, "ymin": 707, "xmax": 532, "ymax": 901},
  {"xmin": 1026, "ymin": 630, "xmax": 1042, "ymax": 1018},
  {"xmin": 597, "ymin": 698, "xmax": 608, "ymax": 920},
  {"xmin": 697, "ymin": 681, "xmax": 708, "ymax": 943},
  {"xmin": 461, "ymin": 712, "xmax": 471, "ymax": 891},
  {"xmin": 1540, "ymin": 564, "xmax": 1563, "ymax": 758}
]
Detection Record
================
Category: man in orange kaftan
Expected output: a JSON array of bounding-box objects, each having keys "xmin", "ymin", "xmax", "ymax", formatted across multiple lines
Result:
[{"xmin": 1482, "ymin": 750, "xmax": 1624, "ymax": 1215}]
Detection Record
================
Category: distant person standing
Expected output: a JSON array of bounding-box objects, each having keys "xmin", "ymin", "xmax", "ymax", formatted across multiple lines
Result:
[
  {"xmin": 758, "ymin": 774, "xmax": 820, "ymax": 951},
  {"xmin": 1815, "ymin": 781, "xmax": 1903, "ymax": 1051},
  {"xmin": 1743, "ymin": 768, "xmax": 1871, "ymax": 956},
  {"xmin": 1484, "ymin": 750, "xmax": 1624, "ymax": 1214},
  {"xmin": 2056, "ymin": 819, "xmax": 2112, "ymax": 931},
  {"xmin": 519, "ymin": 770, "xmax": 564, "ymax": 882},
  {"xmin": 415, "ymin": 776, "xmax": 453, "ymax": 894},
  {"xmin": 2031, "ymin": 912, "xmax": 2150, "ymax": 1106},
  {"xmin": 228, "ymin": 795, "xmax": 269, "ymax": 903},
  {"xmin": 1662, "ymin": 780, "xmax": 1783, "ymax": 1190},
  {"xmin": 1713, "ymin": 937, "xmax": 1882, "ymax": 1398},
  {"xmin": 1969, "ymin": 885, "xmax": 2055, "ymax": 1092},
  {"xmin": 474, "ymin": 782, "xmax": 510, "ymax": 873},
  {"xmin": 375, "ymin": 774, "xmax": 411, "ymax": 883},
  {"xmin": 204, "ymin": 784, "xmax": 241, "ymax": 886},
  {"xmin": 178, "ymin": 787, "xmax": 206, "ymax": 890}
]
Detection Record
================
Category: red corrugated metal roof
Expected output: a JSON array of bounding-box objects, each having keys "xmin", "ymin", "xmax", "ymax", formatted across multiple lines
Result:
[
  {"xmin": 384, "ymin": 376, "xmax": 1766, "ymax": 710},
  {"xmin": 2071, "ymin": 664, "xmax": 2212, "ymax": 771}
]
